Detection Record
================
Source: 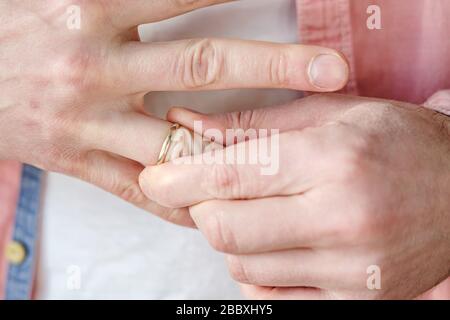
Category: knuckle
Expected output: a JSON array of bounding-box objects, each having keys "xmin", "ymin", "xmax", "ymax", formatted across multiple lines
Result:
[
  {"xmin": 178, "ymin": 39, "xmax": 223, "ymax": 89},
  {"xmin": 227, "ymin": 256, "xmax": 251, "ymax": 283},
  {"xmin": 206, "ymin": 164, "xmax": 242, "ymax": 199},
  {"xmin": 268, "ymin": 52, "xmax": 289, "ymax": 86},
  {"xmin": 320, "ymin": 193, "xmax": 385, "ymax": 246},
  {"xmin": 227, "ymin": 110, "xmax": 254, "ymax": 131},
  {"xmin": 50, "ymin": 48, "xmax": 99, "ymax": 92},
  {"xmin": 226, "ymin": 109, "xmax": 266, "ymax": 133},
  {"xmin": 335, "ymin": 198, "xmax": 389, "ymax": 245},
  {"xmin": 334, "ymin": 128, "xmax": 378, "ymax": 182},
  {"xmin": 200, "ymin": 210, "xmax": 238, "ymax": 253},
  {"xmin": 335, "ymin": 150, "xmax": 366, "ymax": 182},
  {"xmin": 161, "ymin": 207, "xmax": 193, "ymax": 227},
  {"xmin": 339, "ymin": 212, "xmax": 374, "ymax": 244},
  {"xmin": 117, "ymin": 181, "xmax": 146, "ymax": 204}
]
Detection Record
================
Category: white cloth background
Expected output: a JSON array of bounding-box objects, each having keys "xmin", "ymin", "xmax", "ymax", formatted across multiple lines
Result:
[{"xmin": 36, "ymin": 0, "xmax": 299, "ymax": 299}]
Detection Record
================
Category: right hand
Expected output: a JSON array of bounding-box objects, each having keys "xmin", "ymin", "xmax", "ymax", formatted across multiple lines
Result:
[{"xmin": 0, "ymin": 0, "xmax": 349, "ymax": 226}]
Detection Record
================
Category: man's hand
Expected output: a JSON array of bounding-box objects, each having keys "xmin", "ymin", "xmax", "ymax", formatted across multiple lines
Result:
[
  {"xmin": 0, "ymin": 1, "xmax": 348, "ymax": 226},
  {"xmin": 140, "ymin": 94, "xmax": 450, "ymax": 298}
]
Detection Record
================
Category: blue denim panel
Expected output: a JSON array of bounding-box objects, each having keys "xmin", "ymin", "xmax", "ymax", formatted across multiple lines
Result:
[{"xmin": 5, "ymin": 165, "xmax": 43, "ymax": 300}]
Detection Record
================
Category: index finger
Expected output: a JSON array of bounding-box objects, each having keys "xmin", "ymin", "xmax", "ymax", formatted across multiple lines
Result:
[{"xmin": 113, "ymin": 39, "xmax": 349, "ymax": 93}]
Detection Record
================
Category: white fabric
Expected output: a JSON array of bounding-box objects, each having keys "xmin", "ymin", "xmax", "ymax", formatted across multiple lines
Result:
[{"xmin": 36, "ymin": 0, "xmax": 299, "ymax": 299}]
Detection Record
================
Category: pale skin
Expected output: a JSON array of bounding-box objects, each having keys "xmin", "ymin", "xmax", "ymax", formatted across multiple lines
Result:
[
  {"xmin": 0, "ymin": 0, "xmax": 348, "ymax": 227},
  {"xmin": 140, "ymin": 94, "xmax": 450, "ymax": 299},
  {"xmin": 4, "ymin": 0, "xmax": 447, "ymax": 300}
]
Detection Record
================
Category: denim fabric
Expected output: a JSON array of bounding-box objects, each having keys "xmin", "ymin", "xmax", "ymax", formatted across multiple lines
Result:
[{"xmin": 5, "ymin": 165, "xmax": 43, "ymax": 300}]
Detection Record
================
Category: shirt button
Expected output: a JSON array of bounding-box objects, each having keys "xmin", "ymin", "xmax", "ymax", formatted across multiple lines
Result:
[{"xmin": 5, "ymin": 241, "xmax": 27, "ymax": 265}]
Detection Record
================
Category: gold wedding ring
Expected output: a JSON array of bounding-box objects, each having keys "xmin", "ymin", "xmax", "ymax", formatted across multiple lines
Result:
[{"xmin": 157, "ymin": 123, "xmax": 180, "ymax": 165}]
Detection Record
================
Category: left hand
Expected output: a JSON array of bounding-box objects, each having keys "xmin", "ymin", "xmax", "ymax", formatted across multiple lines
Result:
[
  {"xmin": 139, "ymin": 94, "xmax": 450, "ymax": 299},
  {"xmin": 0, "ymin": 0, "xmax": 348, "ymax": 228}
]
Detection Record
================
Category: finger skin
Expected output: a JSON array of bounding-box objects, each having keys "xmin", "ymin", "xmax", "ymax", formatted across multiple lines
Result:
[
  {"xmin": 109, "ymin": 0, "xmax": 234, "ymax": 28},
  {"xmin": 75, "ymin": 150, "xmax": 194, "ymax": 227},
  {"xmin": 188, "ymin": 196, "xmax": 328, "ymax": 253},
  {"xmin": 167, "ymin": 94, "xmax": 366, "ymax": 138},
  {"xmin": 81, "ymin": 110, "xmax": 172, "ymax": 166},
  {"xmin": 139, "ymin": 123, "xmax": 349, "ymax": 208},
  {"xmin": 187, "ymin": 192, "xmax": 376, "ymax": 254},
  {"xmin": 240, "ymin": 284, "xmax": 328, "ymax": 300},
  {"xmin": 226, "ymin": 250, "xmax": 344, "ymax": 289},
  {"xmin": 139, "ymin": 131, "xmax": 312, "ymax": 208},
  {"xmin": 114, "ymin": 40, "xmax": 348, "ymax": 93}
]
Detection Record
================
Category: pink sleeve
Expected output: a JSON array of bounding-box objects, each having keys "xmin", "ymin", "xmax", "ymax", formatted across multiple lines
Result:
[
  {"xmin": 0, "ymin": 161, "xmax": 22, "ymax": 299},
  {"xmin": 424, "ymin": 90, "xmax": 450, "ymax": 116}
]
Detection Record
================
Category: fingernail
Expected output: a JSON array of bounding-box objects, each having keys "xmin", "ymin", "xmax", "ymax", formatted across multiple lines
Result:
[{"xmin": 308, "ymin": 54, "xmax": 349, "ymax": 90}]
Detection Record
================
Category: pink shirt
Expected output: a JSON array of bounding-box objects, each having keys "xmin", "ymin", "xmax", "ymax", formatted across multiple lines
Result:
[
  {"xmin": 1, "ymin": 0, "xmax": 449, "ymax": 299},
  {"xmin": 298, "ymin": 0, "xmax": 450, "ymax": 106}
]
